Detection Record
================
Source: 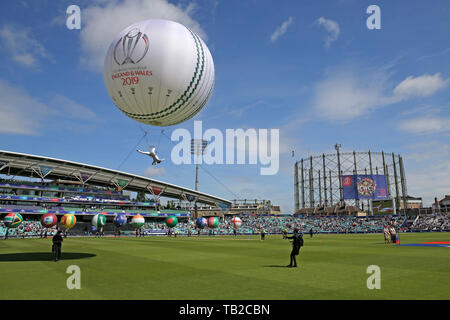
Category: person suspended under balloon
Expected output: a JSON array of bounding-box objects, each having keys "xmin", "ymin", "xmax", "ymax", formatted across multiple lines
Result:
[
  {"xmin": 104, "ymin": 20, "xmax": 215, "ymax": 180},
  {"xmin": 136, "ymin": 146, "xmax": 165, "ymax": 165}
]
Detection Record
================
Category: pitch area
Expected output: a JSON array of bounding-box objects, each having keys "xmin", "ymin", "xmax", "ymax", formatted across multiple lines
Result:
[{"xmin": 1, "ymin": 233, "xmax": 449, "ymax": 299}]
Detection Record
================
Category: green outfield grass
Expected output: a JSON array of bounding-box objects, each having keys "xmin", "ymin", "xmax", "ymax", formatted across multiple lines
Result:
[{"xmin": 0, "ymin": 233, "xmax": 449, "ymax": 300}]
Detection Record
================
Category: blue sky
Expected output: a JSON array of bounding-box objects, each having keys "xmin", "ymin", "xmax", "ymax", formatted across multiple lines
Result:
[{"xmin": 0, "ymin": 0, "xmax": 449, "ymax": 211}]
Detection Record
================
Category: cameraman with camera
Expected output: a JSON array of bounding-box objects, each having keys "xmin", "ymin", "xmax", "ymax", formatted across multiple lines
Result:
[{"xmin": 286, "ymin": 228, "xmax": 303, "ymax": 268}]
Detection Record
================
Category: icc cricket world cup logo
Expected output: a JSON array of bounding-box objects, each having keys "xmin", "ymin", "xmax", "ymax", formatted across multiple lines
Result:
[
  {"xmin": 343, "ymin": 176, "xmax": 353, "ymax": 187},
  {"xmin": 357, "ymin": 177, "xmax": 377, "ymax": 197},
  {"xmin": 113, "ymin": 28, "xmax": 149, "ymax": 65}
]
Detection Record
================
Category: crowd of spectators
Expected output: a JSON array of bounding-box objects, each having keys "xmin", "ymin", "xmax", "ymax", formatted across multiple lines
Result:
[
  {"xmin": 2, "ymin": 213, "xmax": 450, "ymax": 238},
  {"xmin": 0, "ymin": 220, "xmax": 57, "ymax": 237},
  {"xmin": 410, "ymin": 213, "xmax": 450, "ymax": 231},
  {"xmin": 0, "ymin": 178, "xmax": 118, "ymax": 193},
  {"xmin": 139, "ymin": 214, "xmax": 407, "ymax": 235},
  {"xmin": 297, "ymin": 215, "xmax": 406, "ymax": 233}
]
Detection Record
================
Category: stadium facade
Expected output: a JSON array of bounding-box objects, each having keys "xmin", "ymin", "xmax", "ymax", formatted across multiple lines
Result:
[
  {"xmin": 0, "ymin": 150, "xmax": 232, "ymax": 222},
  {"xmin": 193, "ymin": 199, "xmax": 283, "ymax": 217}
]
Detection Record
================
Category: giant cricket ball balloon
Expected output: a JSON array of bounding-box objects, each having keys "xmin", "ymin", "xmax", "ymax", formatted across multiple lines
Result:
[
  {"xmin": 131, "ymin": 214, "xmax": 145, "ymax": 228},
  {"xmin": 231, "ymin": 217, "xmax": 242, "ymax": 228},
  {"xmin": 165, "ymin": 216, "xmax": 178, "ymax": 228},
  {"xmin": 3, "ymin": 213, "xmax": 23, "ymax": 228},
  {"xmin": 92, "ymin": 213, "xmax": 106, "ymax": 228},
  {"xmin": 104, "ymin": 19, "xmax": 215, "ymax": 126},
  {"xmin": 40, "ymin": 213, "xmax": 57, "ymax": 228},
  {"xmin": 208, "ymin": 217, "xmax": 219, "ymax": 229},
  {"xmin": 195, "ymin": 217, "xmax": 207, "ymax": 229},
  {"xmin": 61, "ymin": 214, "xmax": 76, "ymax": 229},
  {"xmin": 113, "ymin": 213, "xmax": 127, "ymax": 227}
]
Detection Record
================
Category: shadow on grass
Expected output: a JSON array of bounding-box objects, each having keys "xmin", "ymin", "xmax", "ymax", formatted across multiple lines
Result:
[
  {"xmin": 263, "ymin": 265, "xmax": 290, "ymax": 268},
  {"xmin": 0, "ymin": 252, "xmax": 96, "ymax": 262}
]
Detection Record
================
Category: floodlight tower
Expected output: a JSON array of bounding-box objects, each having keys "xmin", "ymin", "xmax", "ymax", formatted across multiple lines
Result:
[
  {"xmin": 190, "ymin": 139, "xmax": 208, "ymax": 220},
  {"xmin": 335, "ymin": 143, "xmax": 343, "ymax": 205},
  {"xmin": 191, "ymin": 139, "xmax": 208, "ymax": 191}
]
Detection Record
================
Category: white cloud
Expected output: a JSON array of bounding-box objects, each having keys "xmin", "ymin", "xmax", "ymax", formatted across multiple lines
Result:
[
  {"xmin": 394, "ymin": 73, "xmax": 448, "ymax": 98},
  {"xmin": 312, "ymin": 68, "xmax": 449, "ymax": 122},
  {"xmin": 417, "ymin": 47, "xmax": 450, "ymax": 61},
  {"xmin": 0, "ymin": 79, "xmax": 98, "ymax": 135},
  {"xmin": 228, "ymin": 100, "xmax": 266, "ymax": 117},
  {"xmin": 312, "ymin": 69, "xmax": 395, "ymax": 121},
  {"xmin": 49, "ymin": 94, "xmax": 98, "ymax": 121},
  {"xmin": 315, "ymin": 17, "xmax": 340, "ymax": 48},
  {"xmin": 407, "ymin": 160, "xmax": 450, "ymax": 206},
  {"xmin": 399, "ymin": 104, "xmax": 444, "ymax": 117},
  {"xmin": 405, "ymin": 141, "xmax": 450, "ymax": 163},
  {"xmin": 270, "ymin": 17, "xmax": 293, "ymax": 43},
  {"xmin": 12, "ymin": 54, "xmax": 36, "ymax": 67},
  {"xmin": 80, "ymin": 0, "xmax": 206, "ymax": 71},
  {"xmin": 403, "ymin": 141, "xmax": 450, "ymax": 205},
  {"xmin": 399, "ymin": 115, "xmax": 450, "ymax": 135},
  {"xmin": 0, "ymin": 80, "xmax": 51, "ymax": 134},
  {"xmin": 0, "ymin": 25, "xmax": 49, "ymax": 68},
  {"xmin": 144, "ymin": 166, "xmax": 166, "ymax": 177},
  {"xmin": 397, "ymin": 104, "xmax": 450, "ymax": 135}
]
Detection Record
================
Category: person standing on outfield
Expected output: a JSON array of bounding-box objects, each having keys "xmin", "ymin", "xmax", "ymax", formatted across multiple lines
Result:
[
  {"xmin": 286, "ymin": 228, "xmax": 303, "ymax": 268},
  {"xmin": 390, "ymin": 225, "xmax": 397, "ymax": 243},
  {"xmin": 309, "ymin": 228, "xmax": 313, "ymax": 239},
  {"xmin": 261, "ymin": 228, "xmax": 266, "ymax": 241},
  {"xmin": 52, "ymin": 230, "xmax": 63, "ymax": 261},
  {"xmin": 384, "ymin": 225, "xmax": 391, "ymax": 244}
]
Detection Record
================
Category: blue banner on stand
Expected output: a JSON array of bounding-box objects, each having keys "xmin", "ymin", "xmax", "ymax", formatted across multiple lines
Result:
[{"xmin": 342, "ymin": 175, "xmax": 388, "ymax": 200}]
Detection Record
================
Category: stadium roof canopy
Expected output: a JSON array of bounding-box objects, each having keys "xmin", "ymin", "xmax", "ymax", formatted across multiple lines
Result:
[{"xmin": 0, "ymin": 150, "xmax": 231, "ymax": 207}]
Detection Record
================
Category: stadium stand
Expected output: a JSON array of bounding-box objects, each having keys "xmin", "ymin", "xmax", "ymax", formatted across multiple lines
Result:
[
  {"xmin": 1, "ymin": 178, "xmax": 449, "ymax": 238},
  {"xmin": 410, "ymin": 213, "xmax": 450, "ymax": 232},
  {"xmin": 2, "ymin": 211, "xmax": 450, "ymax": 238},
  {"xmin": 0, "ymin": 177, "xmax": 192, "ymax": 238}
]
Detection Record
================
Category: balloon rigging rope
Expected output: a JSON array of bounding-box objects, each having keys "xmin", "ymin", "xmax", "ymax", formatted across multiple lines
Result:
[
  {"xmin": 137, "ymin": 125, "xmax": 163, "ymax": 150},
  {"xmin": 160, "ymin": 130, "xmax": 239, "ymax": 199},
  {"xmin": 116, "ymin": 131, "xmax": 147, "ymax": 172},
  {"xmin": 137, "ymin": 125, "xmax": 150, "ymax": 148},
  {"xmin": 157, "ymin": 129, "xmax": 164, "ymax": 150},
  {"xmin": 196, "ymin": 162, "xmax": 239, "ymax": 199}
]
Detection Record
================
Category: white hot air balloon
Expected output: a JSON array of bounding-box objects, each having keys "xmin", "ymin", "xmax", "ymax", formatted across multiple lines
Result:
[
  {"xmin": 104, "ymin": 19, "xmax": 215, "ymax": 127},
  {"xmin": 231, "ymin": 217, "xmax": 242, "ymax": 229}
]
